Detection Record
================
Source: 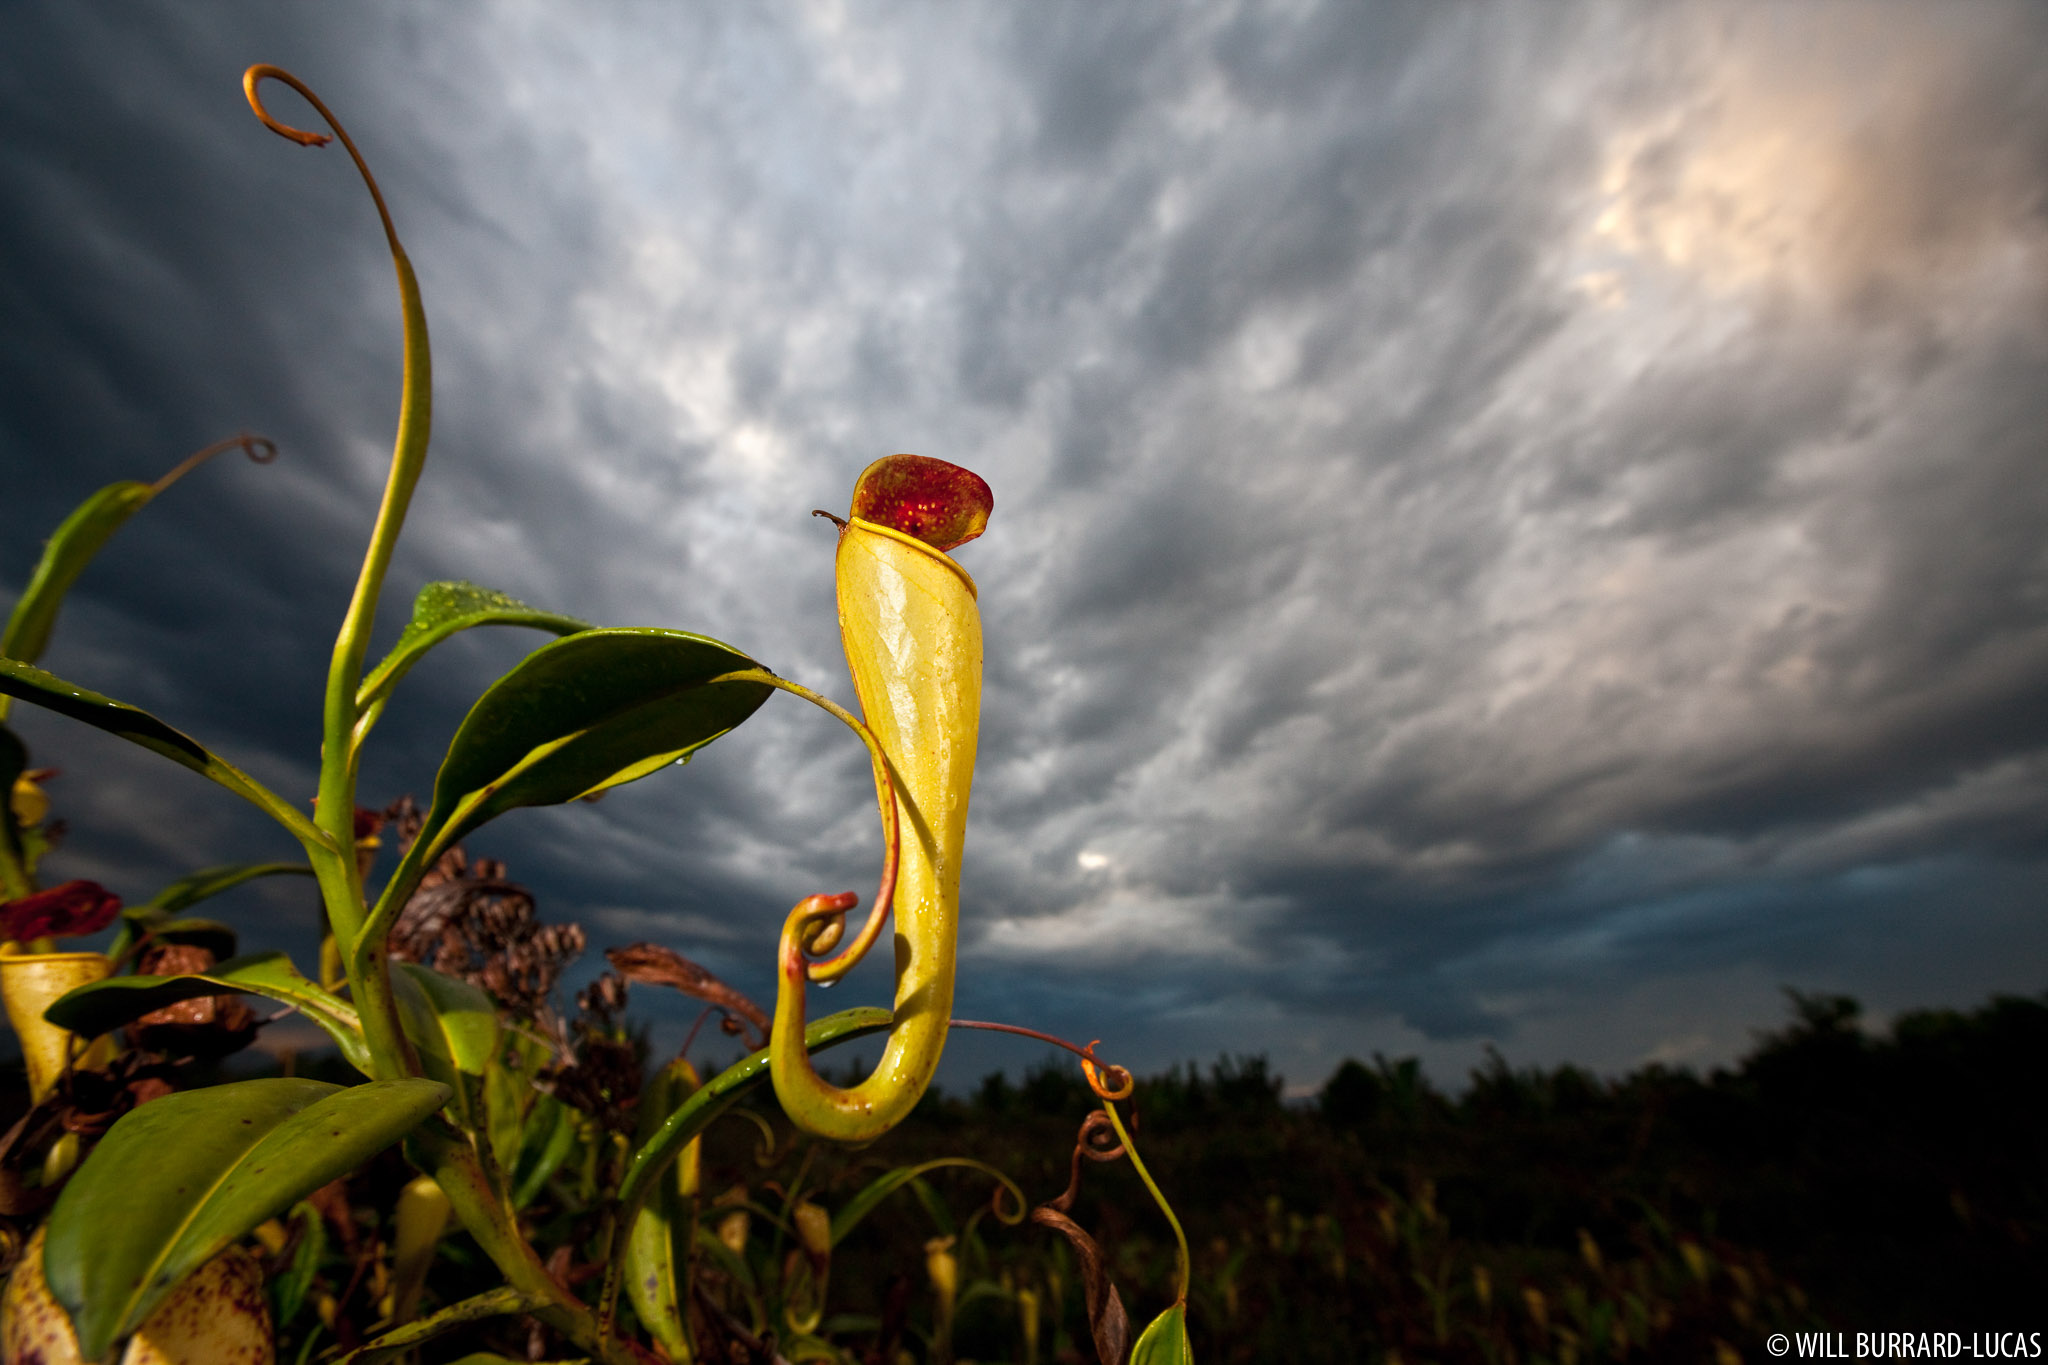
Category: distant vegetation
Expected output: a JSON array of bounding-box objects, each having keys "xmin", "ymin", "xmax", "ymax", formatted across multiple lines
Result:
[
  {"xmin": 784, "ymin": 988, "xmax": 2044, "ymax": 1362},
  {"xmin": 9, "ymin": 961, "xmax": 2037, "ymax": 1361}
]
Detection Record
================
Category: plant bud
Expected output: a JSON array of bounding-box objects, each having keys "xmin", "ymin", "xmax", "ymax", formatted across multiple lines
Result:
[{"xmin": 793, "ymin": 1200, "xmax": 832, "ymax": 1263}]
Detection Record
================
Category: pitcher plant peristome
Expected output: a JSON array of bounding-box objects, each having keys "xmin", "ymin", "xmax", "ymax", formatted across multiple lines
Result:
[{"xmin": 769, "ymin": 455, "xmax": 990, "ymax": 1141}]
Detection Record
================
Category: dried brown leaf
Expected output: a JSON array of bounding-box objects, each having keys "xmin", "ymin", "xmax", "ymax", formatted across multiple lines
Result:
[
  {"xmin": 607, "ymin": 943, "xmax": 770, "ymax": 1049},
  {"xmin": 1030, "ymin": 1206, "xmax": 1131, "ymax": 1365}
]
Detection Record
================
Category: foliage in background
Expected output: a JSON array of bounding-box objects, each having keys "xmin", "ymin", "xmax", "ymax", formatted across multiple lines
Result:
[{"xmin": 12, "ymin": 973, "xmax": 2036, "ymax": 1362}]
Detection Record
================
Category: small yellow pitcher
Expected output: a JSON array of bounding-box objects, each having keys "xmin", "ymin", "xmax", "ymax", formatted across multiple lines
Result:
[{"xmin": 0, "ymin": 946, "xmax": 113, "ymax": 1102}]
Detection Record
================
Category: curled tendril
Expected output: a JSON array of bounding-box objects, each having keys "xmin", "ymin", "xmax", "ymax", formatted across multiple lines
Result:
[
  {"xmin": 151, "ymin": 433, "xmax": 279, "ymax": 494},
  {"xmin": 1087, "ymin": 1060, "xmax": 1135, "ymax": 1099},
  {"xmin": 729, "ymin": 1107, "xmax": 779, "ymax": 1169},
  {"xmin": 1078, "ymin": 1107, "xmax": 1125, "ymax": 1159},
  {"xmin": 712, "ymin": 669, "xmax": 901, "ymax": 984},
  {"xmin": 243, "ymin": 66, "xmax": 406, "ymax": 262},
  {"xmin": 247, "ymin": 60, "xmax": 434, "ymax": 978},
  {"xmin": 1043, "ymin": 1108, "xmax": 1128, "ymax": 1216},
  {"xmin": 1083, "ymin": 1049, "xmax": 1136, "ymax": 1103},
  {"xmin": 783, "ymin": 891, "xmax": 860, "ymax": 983},
  {"xmin": 987, "ymin": 1174, "xmax": 1030, "ymax": 1226},
  {"xmin": 948, "ymin": 1019, "xmax": 1134, "ymax": 1101}
]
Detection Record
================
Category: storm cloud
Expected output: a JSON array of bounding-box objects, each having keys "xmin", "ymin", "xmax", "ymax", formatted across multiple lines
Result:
[{"xmin": 5, "ymin": 2, "xmax": 2046, "ymax": 1090}]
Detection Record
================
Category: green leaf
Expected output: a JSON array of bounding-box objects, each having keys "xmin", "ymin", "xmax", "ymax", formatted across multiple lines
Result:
[
  {"xmin": 0, "ymin": 657, "xmax": 206, "ymax": 764},
  {"xmin": 483, "ymin": 1027, "xmax": 558, "ymax": 1176},
  {"xmin": 624, "ymin": 1188, "xmax": 688, "ymax": 1351},
  {"xmin": 356, "ymin": 580, "xmax": 589, "ymax": 714},
  {"xmin": 107, "ymin": 862, "xmax": 314, "ymax": 961},
  {"xmin": 111, "ymin": 913, "xmax": 240, "ymax": 963},
  {"xmin": 44, "ymin": 1076, "xmax": 450, "ymax": 1359},
  {"xmin": 510, "ymin": 1096, "xmax": 581, "ymax": 1210},
  {"xmin": 829, "ymin": 1159, "xmax": 1025, "ymax": 1248},
  {"xmin": 339, "ymin": 1287, "xmax": 542, "ymax": 1365},
  {"xmin": 366, "ymin": 629, "xmax": 772, "ymax": 943},
  {"xmin": 392, "ymin": 962, "xmax": 500, "ymax": 1127},
  {"xmin": 0, "ymin": 659, "xmax": 327, "ymax": 847},
  {"xmin": 142, "ymin": 861, "xmax": 315, "ymax": 915},
  {"xmin": 1, "ymin": 481, "xmax": 156, "ymax": 670},
  {"xmin": 269, "ymin": 1201, "xmax": 326, "ymax": 1328},
  {"xmin": 428, "ymin": 627, "xmax": 769, "ymax": 829},
  {"xmin": 43, "ymin": 950, "xmax": 371, "ymax": 1074},
  {"xmin": 624, "ymin": 1059, "xmax": 701, "ymax": 1360},
  {"xmin": 1132, "ymin": 1303, "xmax": 1194, "ymax": 1365}
]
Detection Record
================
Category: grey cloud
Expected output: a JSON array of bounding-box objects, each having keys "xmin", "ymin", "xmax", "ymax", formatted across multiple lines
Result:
[{"xmin": 5, "ymin": 2, "xmax": 2047, "ymax": 1084}]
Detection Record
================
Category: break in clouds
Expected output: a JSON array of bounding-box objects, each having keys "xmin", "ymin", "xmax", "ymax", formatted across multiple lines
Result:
[{"xmin": 3, "ymin": 2, "xmax": 2046, "ymax": 1088}]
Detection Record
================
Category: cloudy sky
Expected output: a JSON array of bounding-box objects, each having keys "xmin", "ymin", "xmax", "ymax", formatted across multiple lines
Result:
[{"xmin": 5, "ymin": 2, "xmax": 2046, "ymax": 1094}]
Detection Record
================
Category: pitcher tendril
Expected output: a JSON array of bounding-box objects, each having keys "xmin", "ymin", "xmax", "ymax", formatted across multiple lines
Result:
[
  {"xmin": 769, "ymin": 455, "xmax": 992, "ymax": 1141},
  {"xmin": 950, "ymin": 1018, "xmax": 1135, "ymax": 1100},
  {"xmin": 245, "ymin": 64, "xmax": 433, "ymax": 918},
  {"xmin": 708, "ymin": 669, "xmax": 900, "ymax": 983},
  {"xmin": 244, "ymin": 65, "xmax": 405, "ymax": 261},
  {"xmin": 149, "ymin": 433, "xmax": 278, "ymax": 494}
]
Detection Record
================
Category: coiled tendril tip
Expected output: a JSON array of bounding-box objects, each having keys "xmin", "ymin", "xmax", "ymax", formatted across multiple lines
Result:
[
  {"xmin": 1082, "ymin": 1049, "xmax": 1136, "ymax": 1103},
  {"xmin": 243, "ymin": 66, "xmax": 333, "ymax": 147},
  {"xmin": 242, "ymin": 65, "xmax": 406, "ymax": 261},
  {"xmin": 149, "ymin": 432, "xmax": 279, "ymax": 494}
]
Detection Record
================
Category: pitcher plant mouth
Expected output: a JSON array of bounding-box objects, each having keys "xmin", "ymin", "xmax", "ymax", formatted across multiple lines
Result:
[{"xmin": 769, "ymin": 456, "xmax": 990, "ymax": 1141}]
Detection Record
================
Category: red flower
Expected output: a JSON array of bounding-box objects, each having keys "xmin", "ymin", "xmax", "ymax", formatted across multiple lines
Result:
[{"xmin": 1, "ymin": 880, "xmax": 123, "ymax": 942}]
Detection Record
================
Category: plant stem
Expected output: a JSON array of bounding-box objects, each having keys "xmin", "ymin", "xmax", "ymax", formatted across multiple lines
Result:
[
  {"xmin": 243, "ymin": 67, "xmax": 432, "ymax": 952},
  {"xmin": 309, "ymin": 844, "xmax": 416, "ymax": 1079},
  {"xmin": 1101, "ymin": 1098, "xmax": 1191, "ymax": 1306},
  {"xmin": 417, "ymin": 1126, "xmax": 639, "ymax": 1365}
]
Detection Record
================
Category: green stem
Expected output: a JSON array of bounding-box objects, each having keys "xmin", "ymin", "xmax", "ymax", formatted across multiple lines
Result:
[
  {"xmin": 207, "ymin": 758, "xmax": 331, "ymax": 851},
  {"xmin": 313, "ymin": 229, "xmax": 428, "ymax": 906},
  {"xmin": 416, "ymin": 1125, "xmax": 639, "ymax": 1365},
  {"xmin": 308, "ymin": 847, "xmax": 416, "ymax": 1078},
  {"xmin": 244, "ymin": 66, "xmax": 431, "ymax": 951},
  {"xmin": 1100, "ymin": 1098, "xmax": 1190, "ymax": 1306},
  {"xmin": 243, "ymin": 66, "xmax": 425, "ymax": 1085}
]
